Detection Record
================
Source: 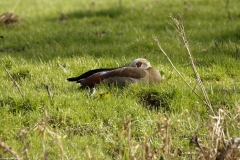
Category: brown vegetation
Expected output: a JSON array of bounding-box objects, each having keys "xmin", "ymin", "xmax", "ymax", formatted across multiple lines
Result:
[{"xmin": 0, "ymin": 12, "xmax": 19, "ymax": 25}]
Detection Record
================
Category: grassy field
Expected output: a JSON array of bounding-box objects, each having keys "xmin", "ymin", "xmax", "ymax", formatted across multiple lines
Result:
[{"xmin": 0, "ymin": 0, "xmax": 240, "ymax": 159}]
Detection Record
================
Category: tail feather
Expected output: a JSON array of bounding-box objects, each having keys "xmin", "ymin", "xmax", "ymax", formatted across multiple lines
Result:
[{"xmin": 67, "ymin": 77, "xmax": 81, "ymax": 82}]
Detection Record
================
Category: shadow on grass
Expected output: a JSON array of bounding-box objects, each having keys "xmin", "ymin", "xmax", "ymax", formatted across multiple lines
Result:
[
  {"xmin": 0, "ymin": 29, "xmax": 124, "ymax": 62},
  {"xmin": 216, "ymin": 28, "xmax": 240, "ymax": 42},
  {"xmin": 0, "ymin": 7, "xmax": 133, "ymax": 61},
  {"xmin": 0, "ymin": 4, "xmax": 171, "ymax": 63},
  {"xmin": 138, "ymin": 89, "xmax": 176, "ymax": 111},
  {"xmin": 67, "ymin": 7, "xmax": 127, "ymax": 19}
]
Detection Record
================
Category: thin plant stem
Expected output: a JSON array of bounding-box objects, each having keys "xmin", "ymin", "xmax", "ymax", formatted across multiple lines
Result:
[
  {"xmin": 153, "ymin": 15, "xmax": 216, "ymax": 116},
  {"xmin": 4, "ymin": 66, "xmax": 24, "ymax": 98},
  {"xmin": 170, "ymin": 15, "xmax": 215, "ymax": 116},
  {"xmin": 0, "ymin": 140, "xmax": 22, "ymax": 159},
  {"xmin": 152, "ymin": 36, "xmax": 204, "ymax": 102}
]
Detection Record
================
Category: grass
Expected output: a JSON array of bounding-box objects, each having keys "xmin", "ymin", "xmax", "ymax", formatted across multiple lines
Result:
[{"xmin": 0, "ymin": 0, "xmax": 240, "ymax": 159}]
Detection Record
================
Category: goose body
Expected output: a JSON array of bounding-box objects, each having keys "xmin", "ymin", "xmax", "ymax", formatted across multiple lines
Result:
[{"xmin": 67, "ymin": 58, "xmax": 161, "ymax": 88}]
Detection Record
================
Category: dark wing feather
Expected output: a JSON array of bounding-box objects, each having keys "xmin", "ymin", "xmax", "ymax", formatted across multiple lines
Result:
[{"xmin": 67, "ymin": 68, "xmax": 117, "ymax": 82}]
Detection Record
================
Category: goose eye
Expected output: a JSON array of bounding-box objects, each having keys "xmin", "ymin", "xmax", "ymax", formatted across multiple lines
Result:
[{"xmin": 135, "ymin": 61, "xmax": 142, "ymax": 68}]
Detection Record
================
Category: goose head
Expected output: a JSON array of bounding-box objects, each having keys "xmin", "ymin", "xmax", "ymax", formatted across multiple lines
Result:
[{"xmin": 131, "ymin": 58, "xmax": 151, "ymax": 69}]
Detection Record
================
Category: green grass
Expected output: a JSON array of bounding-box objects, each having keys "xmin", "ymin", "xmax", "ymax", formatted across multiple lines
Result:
[{"xmin": 0, "ymin": 0, "xmax": 240, "ymax": 159}]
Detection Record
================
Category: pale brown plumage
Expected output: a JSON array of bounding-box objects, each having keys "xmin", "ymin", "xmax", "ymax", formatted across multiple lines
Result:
[{"xmin": 67, "ymin": 58, "xmax": 161, "ymax": 88}]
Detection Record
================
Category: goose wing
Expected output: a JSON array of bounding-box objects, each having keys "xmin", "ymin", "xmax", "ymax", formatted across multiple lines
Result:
[
  {"xmin": 78, "ymin": 67, "xmax": 147, "ymax": 88},
  {"xmin": 67, "ymin": 67, "xmax": 117, "ymax": 82}
]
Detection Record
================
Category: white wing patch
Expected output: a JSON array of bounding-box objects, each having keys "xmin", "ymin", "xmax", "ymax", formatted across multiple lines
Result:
[{"xmin": 100, "ymin": 71, "xmax": 108, "ymax": 75}]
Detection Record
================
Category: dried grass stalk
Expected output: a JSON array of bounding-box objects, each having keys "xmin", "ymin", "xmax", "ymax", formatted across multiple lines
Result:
[
  {"xmin": 193, "ymin": 108, "xmax": 240, "ymax": 160},
  {"xmin": 170, "ymin": 15, "xmax": 214, "ymax": 115},
  {"xmin": 0, "ymin": 139, "xmax": 22, "ymax": 159},
  {"xmin": 14, "ymin": 110, "xmax": 74, "ymax": 159},
  {"xmin": 4, "ymin": 66, "xmax": 24, "ymax": 98},
  {"xmin": 153, "ymin": 15, "xmax": 215, "ymax": 116}
]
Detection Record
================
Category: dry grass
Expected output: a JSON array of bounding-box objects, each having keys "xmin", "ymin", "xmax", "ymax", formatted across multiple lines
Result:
[
  {"xmin": 0, "ymin": 140, "xmax": 21, "ymax": 159},
  {"xmin": 107, "ymin": 116, "xmax": 178, "ymax": 159},
  {"xmin": 1, "ymin": 107, "xmax": 239, "ymax": 159},
  {"xmin": 0, "ymin": 12, "xmax": 19, "ymax": 25},
  {"xmin": 191, "ymin": 104, "xmax": 240, "ymax": 160},
  {"xmin": 0, "ymin": 110, "xmax": 78, "ymax": 160}
]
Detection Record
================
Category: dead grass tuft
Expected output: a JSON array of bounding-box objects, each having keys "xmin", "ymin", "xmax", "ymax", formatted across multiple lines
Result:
[
  {"xmin": 59, "ymin": 13, "xmax": 68, "ymax": 21},
  {"xmin": 191, "ymin": 105, "xmax": 240, "ymax": 160},
  {"xmin": 0, "ymin": 12, "xmax": 19, "ymax": 25},
  {"xmin": 0, "ymin": 110, "xmax": 78, "ymax": 159},
  {"xmin": 109, "ymin": 116, "xmax": 179, "ymax": 159}
]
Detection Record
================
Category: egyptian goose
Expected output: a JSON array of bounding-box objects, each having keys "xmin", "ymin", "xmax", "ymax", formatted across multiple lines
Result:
[{"xmin": 67, "ymin": 58, "xmax": 161, "ymax": 88}]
